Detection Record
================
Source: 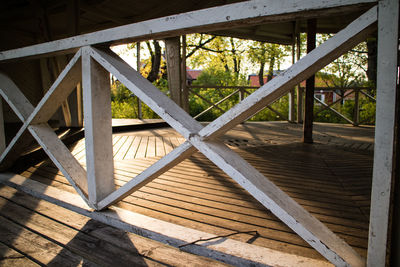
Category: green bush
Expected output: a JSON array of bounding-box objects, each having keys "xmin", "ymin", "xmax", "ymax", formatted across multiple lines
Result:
[{"xmin": 111, "ymin": 79, "xmax": 165, "ymax": 119}]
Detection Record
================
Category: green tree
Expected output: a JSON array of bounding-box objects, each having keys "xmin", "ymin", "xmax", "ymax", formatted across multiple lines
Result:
[
  {"xmin": 186, "ymin": 34, "xmax": 246, "ymax": 76},
  {"xmin": 247, "ymin": 41, "xmax": 290, "ymax": 85}
]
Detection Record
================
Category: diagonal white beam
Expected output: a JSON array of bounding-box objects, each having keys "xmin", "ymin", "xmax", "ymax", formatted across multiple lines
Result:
[
  {"xmin": 98, "ymin": 5, "xmax": 378, "ymax": 211},
  {"xmin": 97, "ymin": 141, "xmax": 196, "ymax": 210},
  {"xmin": 88, "ymin": 47, "xmax": 204, "ymax": 139},
  {"xmin": 189, "ymin": 137, "xmax": 364, "ymax": 267},
  {"xmin": 89, "ymin": 9, "xmax": 375, "ymax": 262},
  {"xmin": 0, "ymin": 57, "xmax": 88, "ymax": 201},
  {"xmin": 199, "ymin": 6, "xmax": 378, "ymax": 139},
  {"xmin": 0, "ymin": 51, "xmax": 82, "ymax": 169},
  {"xmin": 83, "ymin": 8, "xmax": 376, "ymax": 264},
  {"xmin": 28, "ymin": 123, "xmax": 88, "ymax": 203},
  {"xmin": 0, "ymin": 0, "xmax": 376, "ymax": 62},
  {"xmin": 0, "ymin": 72, "xmax": 34, "ymax": 121}
]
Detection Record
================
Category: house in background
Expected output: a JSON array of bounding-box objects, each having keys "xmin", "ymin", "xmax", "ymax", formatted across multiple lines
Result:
[
  {"xmin": 248, "ymin": 72, "xmax": 346, "ymax": 105},
  {"xmin": 186, "ymin": 68, "xmax": 202, "ymax": 85}
]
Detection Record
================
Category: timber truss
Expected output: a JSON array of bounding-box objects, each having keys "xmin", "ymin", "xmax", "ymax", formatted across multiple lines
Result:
[{"xmin": 0, "ymin": 1, "xmax": 380, "ymax": 266}]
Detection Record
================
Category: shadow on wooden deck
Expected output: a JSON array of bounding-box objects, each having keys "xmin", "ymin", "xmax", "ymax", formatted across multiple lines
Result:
[{"xmin": 0, "ymin": 121, "xmax": 375, "ymax": 266}]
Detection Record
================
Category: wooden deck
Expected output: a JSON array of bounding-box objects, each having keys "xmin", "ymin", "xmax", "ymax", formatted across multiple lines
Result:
[
  {"xmin": 0, "ymin": 185, "xmax": 229, "ymax": 266},
  {"xmin": 1, "ymin": 121, "xmax": 375, "ymax": 266}
]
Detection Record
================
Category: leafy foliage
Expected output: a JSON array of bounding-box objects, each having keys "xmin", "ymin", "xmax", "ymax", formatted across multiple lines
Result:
[{"xmin": 111, "ymin": 33, "xmax": 376, "ymax": 125}]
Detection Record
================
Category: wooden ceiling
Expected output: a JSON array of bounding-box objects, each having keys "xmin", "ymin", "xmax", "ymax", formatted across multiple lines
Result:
[{"xmin": 0, "ymin": 0, "xmax": 375, "ymax": 50}]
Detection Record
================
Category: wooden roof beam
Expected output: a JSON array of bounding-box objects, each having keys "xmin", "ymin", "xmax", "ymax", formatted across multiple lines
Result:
[{"xmin": 0, "ymin": 0, "xmax": 377, "ymax": 62}]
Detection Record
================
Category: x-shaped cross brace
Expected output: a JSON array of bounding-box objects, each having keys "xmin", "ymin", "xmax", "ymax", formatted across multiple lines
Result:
[{"xmin": 0, "ymin": 7, "xmax": 376, "ymax": 266}]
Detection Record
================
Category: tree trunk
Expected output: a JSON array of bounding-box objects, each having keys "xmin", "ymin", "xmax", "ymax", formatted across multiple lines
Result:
[
  {"xmin": 267, "ymin": 56, "xmax": 275, "ymax": 82},
  {"xmin": 258, "ymin": 62, "xmax": 265, "ymax": 86},
  {"xmin": 147, "ymin": 40, "xmax": 161, "ymax": 82},
  {"xmin": 367, "ymin": 38, "xmax": 377, "ymax": 87}
]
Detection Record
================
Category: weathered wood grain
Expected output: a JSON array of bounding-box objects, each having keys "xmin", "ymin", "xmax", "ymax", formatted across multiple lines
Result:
[
  {"xmin": 367, "ymin": 0, "xmax": 399, "ymax": 266},
  {"xmin": 82, "ymin": 47, "xmax": 115, "ymax": 205}
]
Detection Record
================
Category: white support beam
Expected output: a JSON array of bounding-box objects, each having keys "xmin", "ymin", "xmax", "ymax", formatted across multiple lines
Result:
[
  {"xmin": 367, "ymin": 0, "xmax": 399, "ymax": 266},
  {"xmin": 0, "ymin": 5, "xmax": 380, "ymax": 266},
  {"xmin": 89, "ymin": 47, "xmax": 204, "ymax": 139},
  {"xmin": 0, "ymin": 0, "xmax": 376, "ymax": 62},
  {"xmin": 81, "ymin": 47, "xmax": 115, "ymax": 206},
  {"xmin": 189, "ymin": 137, "xmax": 364, "ymax": 267},
  {"xmin": 0, "ymin": 72, "xmax": 34, "ymax": 121},
  {"xmin": 199, "ymin": 6, "xmax": 377, "ymax": 139},
  {"xmin": 0, "ymin": 63, "xmax": 88, "ymax": 200},
  {"xmin": 86, "ymin": 15, "xmax": 374, "ymax": 262},
  {"xmin": 97, "ymin": 141, "xmax": 196, "ymax": 210},
  {"xmin": 28, "ymin": 123, "xmax": 88, "ymax": 202},
  {"xmin": 0, "ymin": 73, "xmax": 36, "ymax": 170},
  {"xmin": 0, "ymin": 52, "xmax": 81, "ymax": 168}
]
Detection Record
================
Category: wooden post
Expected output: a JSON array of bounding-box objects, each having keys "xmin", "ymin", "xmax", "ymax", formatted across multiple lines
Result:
[
  {"xmin": 239, "ymin": 88, "xmax": 244, "ymax": 102},
  {"xmin": 76, "ymin": 82, "xmax": 83, "ymax": 126},
  {"xmin": 296, "ymin": 32, "xmax": 303, "ymax": 123},
  {"xmin": 136, "ymin": 42, "xmax": 142, "ymax": 119},
  {"xmin": 353, "ymin": 89, "xmax": 360, "ymax": 126},
  {"xmin": 288, "ymin": 39, "xmax": 296, "ymax": 122},
  {"xmin": 302, "ymin": 19, "xmax": 316, "ymax": 143},
  {"xmin": 165, "ymin": 37, "xmax": 182, "ymax": 107},
  {"xmin": 367, "ymin": 0, "xmax": 399, "ymax": 266},
  {"xmin": 82, "ymin": 47, "xmax": 115, "ymax": 206},
  {"xmin": 391, "ymin": 60, "xmax": 400, "ymax": 267},
  {"xmin": 0, "ymin": 99, "xmax": 5, "ymax": 154},
  {"xmin": 67, "ymin": 0, "xmax": 83, "ymax": 127},
  {"xmin": 181, "ymin": 35, "xmax": 189, "ymax": 112}
]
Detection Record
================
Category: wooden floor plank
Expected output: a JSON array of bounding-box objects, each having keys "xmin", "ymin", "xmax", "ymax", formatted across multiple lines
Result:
[
  {"xmin": 113, "ymin": 135, "xmax": 129, "ymax": 157},
  {"xmin": 0, "ymin": 198, "xmax": 159, "ymax": 266},
  {"xmin": 115, "ymin": 136, "xmax": 134, "ymax": 160},
  {"xmin": 0, "ymin": 215, "xmax": 96, "ymax": 266},
  {"xmin": 155, "ymin": 137, "xmax": 165, "ymax": 157},
  {"xmin": 0, "ymin": 242, "xmax": 40, "ymax": 267},
  {"xmin": 11, "ymin": 121, "xmax": 374, "ymax": 263},
  {"xmin": 146, "ymin": 137, "xmax": 156, "ymax": 158},
  {"xmin": 136, "ymin": 136, "xmax": 148, "ymax": 158},
  {"xmin": 125, "ymin": 136, "xmax": 141, "ymax": 160},
  {"xmin": 0, "ymin": 186, "xmax": 230, "ymax": 267},
  {"xmin": 163, "ymin": 137, "xmax": 174, "ymax": 154}
]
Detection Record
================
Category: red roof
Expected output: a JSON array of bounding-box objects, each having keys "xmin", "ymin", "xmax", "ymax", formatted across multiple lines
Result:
[
  {"xmin": 186, "ymin": 69, "xmax": 202, "ymax": 80},
  {"xmin": 248, "ymin": 75, "xmax": 269, "ymax": 87}
]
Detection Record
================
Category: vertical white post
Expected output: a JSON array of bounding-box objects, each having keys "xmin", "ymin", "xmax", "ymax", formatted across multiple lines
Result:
[
  {"xmin": 82, "ymin": 47, "xmax": 115, "ymax": 207},
  {"xmin": 367, "ymin": 0, "xmax": 399, "ymax": 266}
]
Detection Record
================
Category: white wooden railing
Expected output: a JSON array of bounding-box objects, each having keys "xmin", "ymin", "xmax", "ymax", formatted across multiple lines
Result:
[{"xmin": 0, "ymin": 1, "xmax": 385, "ymax": 266}]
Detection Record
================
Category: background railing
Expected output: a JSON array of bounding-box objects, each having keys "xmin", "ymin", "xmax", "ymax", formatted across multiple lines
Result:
[
  {"xmin": 188, "ymin": 85, "xmax": 290, "ymax": 121},
  {"xmin": 188, "ymin": 85, "xmax": 376, "ymax": 125}
]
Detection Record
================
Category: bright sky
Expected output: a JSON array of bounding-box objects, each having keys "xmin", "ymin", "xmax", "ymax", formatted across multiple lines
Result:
[
  {"xmin": 111, "ymin": 42, "xmax": 294, "ymax": 76},
  {"xmin": 111, "ymin": 44, "xmax": 140, "ymax": 70}
]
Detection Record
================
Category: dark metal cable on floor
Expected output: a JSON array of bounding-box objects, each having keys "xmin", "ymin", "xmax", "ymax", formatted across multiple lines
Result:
[{"xmin": 178, "ymin": 230, "xmax": 259, "ymax": 248}]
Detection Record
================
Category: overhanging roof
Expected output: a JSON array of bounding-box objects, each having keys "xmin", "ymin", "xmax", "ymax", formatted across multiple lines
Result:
[{"xmin": 0, "ymin": 0, "xmax": 376, "ymax": 50}]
